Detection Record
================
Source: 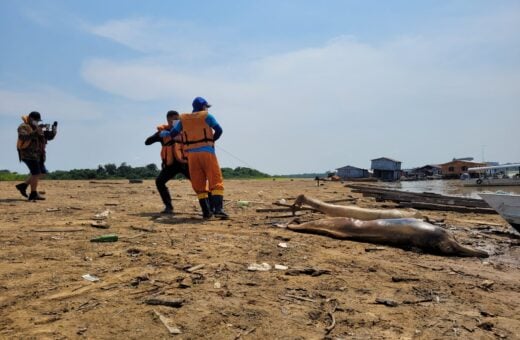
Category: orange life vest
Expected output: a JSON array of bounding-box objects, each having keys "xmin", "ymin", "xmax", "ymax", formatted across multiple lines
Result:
[
  {"xmin": 157, "ymin": 124, "xmax": 187, "ymax": 165},
  {"xmin": 16, "ymin": 115, "xmax": 34, "ymax": 151},
  {"xmin": 179, "ymin": 111, "xmax": 214, "ymax": 150}
]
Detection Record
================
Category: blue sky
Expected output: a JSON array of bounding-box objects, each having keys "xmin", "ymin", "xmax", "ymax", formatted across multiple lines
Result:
[{"xmin": 1, "ymin": 0, "xmax": 519, "ymax": 174}]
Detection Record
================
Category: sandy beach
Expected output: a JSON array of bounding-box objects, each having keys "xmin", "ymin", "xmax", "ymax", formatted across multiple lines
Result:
[{"xmin": 1, "ymin": 179, "xmax": 519, "ymax": 339}]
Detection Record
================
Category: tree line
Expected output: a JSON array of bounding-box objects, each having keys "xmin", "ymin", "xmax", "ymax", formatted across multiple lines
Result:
[{"xmin": 0, "ymin": 164, "xmax": 271, "ymax": 181}]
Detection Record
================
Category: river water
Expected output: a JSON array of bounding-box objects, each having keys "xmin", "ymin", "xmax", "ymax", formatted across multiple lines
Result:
[{"xmin": 381, "ymin": 179, "xmax": 520, "ymax": 199}]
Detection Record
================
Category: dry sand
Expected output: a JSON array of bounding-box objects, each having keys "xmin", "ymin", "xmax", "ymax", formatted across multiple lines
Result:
[{"xmin": 0, "ymin": 179, "xmax": 519, "ymax": 339}]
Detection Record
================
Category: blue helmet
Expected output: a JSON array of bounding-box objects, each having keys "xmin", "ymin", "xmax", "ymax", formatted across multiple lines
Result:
[{"xmin": 192, "ymin": 97, "xmax": 211, "ymax": 111}]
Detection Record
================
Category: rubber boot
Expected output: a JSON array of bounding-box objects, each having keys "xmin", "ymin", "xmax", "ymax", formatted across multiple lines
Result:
[
  {"xmin": 156, "ymin": 178, "xmax": 173, "ymax": 214},
  {"xmin": 208, "ymin": 192, "xmax": 214, "ymax": 213},
  {"xmin": 198, "ymin": 198, "xmax": 213, "ymax": 219},
  {"xmin": 15, "ymin": 183, "xmax": 28, "ymax": 198},
  {"xmin": 160, "ymin": 205, "xmax": 174, "ymax": 214},
  {"xmin": 28, "ymin": 191, "xmax": 45, "ymax": 201},
  {"xmin": 211, "ymin": 195, "xmax": 229, "ymax": 219}
]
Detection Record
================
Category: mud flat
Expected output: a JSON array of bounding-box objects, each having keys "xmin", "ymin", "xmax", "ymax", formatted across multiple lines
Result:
[{"xmin": 0, "ymin": 179, "xmax": 519, "ymax": 339}]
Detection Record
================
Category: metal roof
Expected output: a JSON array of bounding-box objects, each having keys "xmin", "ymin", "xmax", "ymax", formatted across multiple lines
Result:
[{"xmin": 371, "ymin": 157, "xmax": 401, "ymax": 163}]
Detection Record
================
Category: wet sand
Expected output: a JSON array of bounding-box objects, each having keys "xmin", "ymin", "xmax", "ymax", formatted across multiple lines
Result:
[{"xmin": 0, "ymin": 179, "xmax": 519, "ymax": 339}]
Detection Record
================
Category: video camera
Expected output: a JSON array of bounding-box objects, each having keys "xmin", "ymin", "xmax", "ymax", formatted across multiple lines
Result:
[{"xmin": 38, "ymin": 121, "xmax": 58, "ymax": 131}]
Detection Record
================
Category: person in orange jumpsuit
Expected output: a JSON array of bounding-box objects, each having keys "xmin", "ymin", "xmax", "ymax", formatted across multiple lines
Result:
[{"xmin": 160, "ymin": 97, "xmax": 228, "ymax": 219}]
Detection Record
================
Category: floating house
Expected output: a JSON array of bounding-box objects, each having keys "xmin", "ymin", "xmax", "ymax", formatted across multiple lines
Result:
[
  {"xmin": 336, "ymin": 165, "xmax": 369, "ymax": 179},
  {"xmin": 414, "ymin": 164, "xmax": 442, "ymax": 178},
  {"xmin": 371, "ymin": 157, "xmax": 402, "ymax": 181},
  {"xmin": 440, "ymin": 160, "xmax": 486, "ymax": 179}
]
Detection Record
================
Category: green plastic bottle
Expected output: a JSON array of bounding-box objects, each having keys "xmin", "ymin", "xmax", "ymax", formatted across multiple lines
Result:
[{"xmin": 90, "ymin": 234, "xmax": 118, "ymax": 242}]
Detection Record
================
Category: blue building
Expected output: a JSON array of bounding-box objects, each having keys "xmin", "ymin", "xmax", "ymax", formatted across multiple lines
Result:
[
  {"xmin": 336, "ymin": 165, "xmax": 369, "ymax": 179},
  {"xmin": 371, "ymin": 157, "xmax": 402, "ymax": 181}
]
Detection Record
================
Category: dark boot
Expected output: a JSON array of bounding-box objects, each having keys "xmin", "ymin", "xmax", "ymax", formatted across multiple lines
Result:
[
  {"xmin": 208, "ymin": 192, "xmax": 214, "ymax": 213},
  {"xmin": 156, "ymin": 178, "xmax": 173, "ymax": 212},
  {"xmin": 28, "ymin": 191, "xmax": 45, "ymax": 201},
  {"xmin": 160, "ymin": 206, "xmax": 174, "ymax": 214},
  {"xmin": 198, "ymin": 198, "xmax": 213, "ymax": 219},
  {"xmin": 15, "ymin": 183, "xmax": 28, "ymax": 198},
  {"xmin": 211, "ymin": 195, "xmax": 229, "ymax": 219}
]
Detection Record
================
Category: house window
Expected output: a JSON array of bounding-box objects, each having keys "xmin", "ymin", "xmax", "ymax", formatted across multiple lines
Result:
[
  {"xmin": 448, "ymin": 167, "xmax": 454, "ymax": 172},
  {"xmin": 461, "ymin": 166, "xmax": 468, "ymax": 171}
]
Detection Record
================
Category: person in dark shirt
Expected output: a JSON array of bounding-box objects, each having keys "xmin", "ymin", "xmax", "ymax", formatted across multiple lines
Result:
[{"xmin": 145, "ymin": 110, "xmax": 190, "ymax": 214}]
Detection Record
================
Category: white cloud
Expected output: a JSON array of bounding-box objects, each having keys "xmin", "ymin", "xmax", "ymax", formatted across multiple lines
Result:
[
  {"xmin": 80, "ymin": 7, "xmax": 520, "ymax": 173},
  {"xmin": 0, "ymin": 87, "xmax": 105, "ymax": 121},
  {"xmin": 4, "ymin": 6, "xmax": 520, "ymax": 174},
  {"xmin": 87, "ymin": 17, "xmax": 222, "ymax": 60}
]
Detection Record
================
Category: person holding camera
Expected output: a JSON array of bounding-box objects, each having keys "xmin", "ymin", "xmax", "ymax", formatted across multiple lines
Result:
[{"xmin": 15, "ymin": 111, "xmax": 57, "ymax": 201}]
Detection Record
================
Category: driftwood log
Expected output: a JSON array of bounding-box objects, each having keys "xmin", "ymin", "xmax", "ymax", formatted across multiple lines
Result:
[{"xmin": 346, "ymin": 184, "xmax": 495, "ymax": 213}]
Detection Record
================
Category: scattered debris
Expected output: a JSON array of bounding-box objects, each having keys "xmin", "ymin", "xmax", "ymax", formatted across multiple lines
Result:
[
  {"xmin": 91, "ymin": 221, "xmax": 110, "ymax": 229},
  {"xmin": 402, "ymin": 298, "xmax": 434, "ymax": 304},
  {"xmin": 247, "ymin": 263, "xmax": 272, "ymax": 271},
  {"xmin": 82, "ymin": 274, "xmax": 100, "ymax": 282},
  {"xmin": 104, "ymin": 202, "xmax": 119, "ymax": 206},
  {"xmin": 93, "ymin": 209, "xmax": 111, "ymax": 220},
  {"xmin": 325, "ymin": 299, "xmax": 338, "ymax": 334},
  {"xmin": 185, "ymin": 264, "xmax": 205, "ymax": 272},
  {"xmin": 285, "ymin": 267, "xmax": 330, "ymax": 277},
  {"xmin": 237, "ymin": 200, "xmax": 250, "ymax": 208},
  {"xmin": 129, "ymin": 179, "xmax": 143, "ymax": 184},
  {"xmin": 190, "ymin": 273, "xmax": 205, "ymax": 285},
  {"xmin": 274, "ymin": 264, "xmax": 288, "ymax": 270},
  {"xmin": 391, "ymin": 276, "xmax": 420, "ymax": 282},
  {"xmin": 130, "ymin": 225, "xmax": 156, "ymax": 232},
  {"xmin": 145, "ymin": 297, "xmax": 184, "ymax": 308},
  {"xmin": 479, "ymin": 280, "xmax": 495, "ymax": 290},
  {"xmin": 126, "ymin": 248, "xmax": 141, "ymax": 257},
  {"xmin": 284, "ymin": 294, "xmax": 316, "ymax": 303},
  {"xmin": 214, "ymin": 281, "xmax": 221, "ymax": 289},
  {"xmin": 76, "ymin": 327, "xmax": 88, "ymax": 335},
  {"xmin": 480, "ymin": 309, "xmax": 495, "ymax": 317},
  {"xmin": 375, "ymin": 298, "xmax": 399, "ymax": 307},
  {"xmin": 277, "ymin": 242, "xmax": 288, "ymax": 248},
  {"xmin": 234, "ymin": 327, "xmax": 256, "ymax": 339},
  {"xmin": 153, "ymin": 310, "xmax": 182, "ymax": 334},
  {"xmin": 46, "ymin": 208, "xmax": 60, "ymax": 212},
  {"xmin": 90, "ymin": 234, "xmax": 118, "ymax": 243},
  {"xmin": 477, "ymin": 321, "xmax": 494, "ymax": 331}
]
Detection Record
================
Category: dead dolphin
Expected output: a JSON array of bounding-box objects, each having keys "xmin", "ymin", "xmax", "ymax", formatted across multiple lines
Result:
[
  {"xmin": 279, "ymin": 217, "xmax": 488, "ymax": 258},
  {"xmin": 293, "ymin": 194, "xmax": 422, "ymax": 220}
]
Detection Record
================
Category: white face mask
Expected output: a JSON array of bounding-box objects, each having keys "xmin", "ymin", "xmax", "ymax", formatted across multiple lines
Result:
[{"xmin": 31, "ymin": 119, "xmax": 39, "ymax": 126}]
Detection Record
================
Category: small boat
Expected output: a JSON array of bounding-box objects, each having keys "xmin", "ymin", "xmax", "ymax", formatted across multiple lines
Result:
[
  {"xmin": 479, "ymin": 192, "xmax": 520, "ymax": 232},
  {"xmin": 463, "ymin": 163, "xmax": 520, "ymax": 187}
]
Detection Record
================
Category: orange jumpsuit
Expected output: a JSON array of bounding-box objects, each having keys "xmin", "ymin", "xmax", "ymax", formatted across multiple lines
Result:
[{"xmin": 179, "ymin": 111, "xmax": 224, "ymax": 199}]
